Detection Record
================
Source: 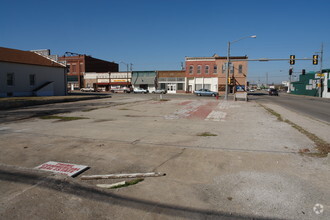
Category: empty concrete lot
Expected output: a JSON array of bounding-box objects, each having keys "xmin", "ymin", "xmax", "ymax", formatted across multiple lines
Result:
[{"xmin": 0, "ymin": 94, "xmax": 329, "ymax": 220}]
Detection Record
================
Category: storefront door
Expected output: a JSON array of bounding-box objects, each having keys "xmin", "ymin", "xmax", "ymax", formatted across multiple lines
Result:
[{"xmin": 167, "ymin": 83, "xmax": 176, "ymax": 94}]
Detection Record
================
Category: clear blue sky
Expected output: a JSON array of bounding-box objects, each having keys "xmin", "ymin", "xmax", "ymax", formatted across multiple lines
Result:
[{"xmin": 1, "ymin": 0, "xmax": 329, "ymax": 83}]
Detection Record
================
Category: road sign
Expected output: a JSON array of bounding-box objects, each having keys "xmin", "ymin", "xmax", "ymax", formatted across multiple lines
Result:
[{"xmin": 35, "ymin": 161, "xmax": 89, "ymax": 177}]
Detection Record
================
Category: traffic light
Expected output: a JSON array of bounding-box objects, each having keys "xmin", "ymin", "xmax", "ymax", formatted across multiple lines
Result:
[
  {"xmin": 289, "ymin": 68, "xmax": 293, "ymax": 75},
  {"xmin": 302, "ymin": 69, "xmax": 306, "ymax": 75},
  {"xmin": 313, "ymin": 55, "xmax": 318, "ymax": 65},
  {"xmin": 290, "ymin": 55, "xmax": 295, "ymax": 65},
  {"xmin": 228, "ymin": 77, "xmax": 234, "ymax": 84}
]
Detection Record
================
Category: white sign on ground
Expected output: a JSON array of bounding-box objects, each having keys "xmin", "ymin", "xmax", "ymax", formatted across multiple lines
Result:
[{"xmin": 35, "ymin": 161, "xmax": 89, "ymax": 177}]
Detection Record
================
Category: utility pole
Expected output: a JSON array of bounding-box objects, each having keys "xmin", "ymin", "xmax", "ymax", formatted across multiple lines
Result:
[
  {"xmin": 225, "ymin": 41, "xmax": 230, "ymax": 100},
  {"xmin": 288, "ymin": 66, "xmax": 293, "ymax": 93},
  {"xmin": 319, "ymin": 43, "xmax": 323, "ymax": 98}
]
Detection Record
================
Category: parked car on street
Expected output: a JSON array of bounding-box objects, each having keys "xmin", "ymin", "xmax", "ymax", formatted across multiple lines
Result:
[
  {"xmin": 152, "ymin": 89, "xmax": 167, "ymax": 94},
  {"xmin": 80, "ymin": 87, "xmax": 95, "ymax": 92},
  {"xmin": 269, "ymin": 88, "xmax": 279, "ymax": 96},
  {"xmin": 133, "ymin": 88, "xmax": 149, "ymax": 94},
  {"xmin": 110, "ymin": 87, "xmax": 131, "ymax": 93},
  {"xmin": 194, "ymin": 89, "xmax": 218, "ymax": 97}
]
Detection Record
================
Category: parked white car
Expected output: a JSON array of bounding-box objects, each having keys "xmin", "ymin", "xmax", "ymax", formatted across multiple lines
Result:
[
  {"xmin": 110, "ymin": 87, "xmax": 131, "ymax": 93},
  {"xmin": 80, "ymin": 87, "xmax": 95, "ymax": 92},
  {"xmin": 152, "ymin": 89, "xmax": 167, "ymax": 94},
  {"xmin": 133, "ymin": 88, "xmax": 149, "ymax": 94}
]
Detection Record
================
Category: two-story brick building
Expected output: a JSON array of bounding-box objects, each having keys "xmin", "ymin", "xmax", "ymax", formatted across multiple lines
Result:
[
  {"xmin": 215, "ymin": 55, "xmax": 248, "ymax": 93},
  {"xmin": 58, "ymin": 54, "xmax": 118, "ymax": 90},
  {"xmin": 185, "ymin": 56, "xmax": 218, "ymax": 93},
  {"xmin": 185, "ymin": 54, "xmax": 248, "ymax": 94}
]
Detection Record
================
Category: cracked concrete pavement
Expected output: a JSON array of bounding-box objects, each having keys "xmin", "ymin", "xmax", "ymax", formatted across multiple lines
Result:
[{"xmin": 0, "ymin": 94, "xmax": 329, "ymax": 220}]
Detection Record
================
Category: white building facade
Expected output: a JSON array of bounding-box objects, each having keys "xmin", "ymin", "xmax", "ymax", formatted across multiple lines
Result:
[{"xmin": 0, "ymin": 47, "xmax": 67, "ymax": 97}]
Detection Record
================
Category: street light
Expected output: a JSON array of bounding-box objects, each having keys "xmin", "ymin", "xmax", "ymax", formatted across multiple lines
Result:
[
  {"xmin": 120, "ymin": 61, "xmax": 131, "ymax": 89},
  {"xmin": 225, "ymin": 35, "xmax": 256, "ymax": 100}
]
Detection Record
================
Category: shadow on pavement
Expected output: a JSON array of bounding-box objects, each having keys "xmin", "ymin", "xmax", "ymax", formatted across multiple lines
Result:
[{"xmin": 0, "ymin": 168, "xmax": 284, "ymax": 220}]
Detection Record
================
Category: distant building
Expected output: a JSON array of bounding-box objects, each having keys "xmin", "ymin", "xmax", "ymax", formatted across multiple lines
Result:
[
  {"xmin": 0, "ymin": 47, "xmax": 67, "ymax": 97},
  {"xmin": 157, "ymin": 70, "xmax": 186, "ymax": 93},
  {"xmin": 58, "ymin": 54, "xmax": 118, "ymax": 90},
  {"xmin": 83, "ymin": 72, "xmax": 132, "ymax": 92},
  {"xmin": 291, "ymin": 70, "xmax": 330, "ymax": 98},
  {"xmin": 185, "ymin": 54, "xmax": 248, "ymax": 93},
  {"xmin": 215, "ymin": 55, "xmax": 248, "ymax": 93},
  {"xmin": 30, "ymin": 49, "xmax": 64, "ymax": 65},
  {"xmin": 185, "ymin": 56, "xmax": 218, "ymax": 93},
  {"xmin": 132, "ymin": 71, "xmax": 157, "ymax": 92}
]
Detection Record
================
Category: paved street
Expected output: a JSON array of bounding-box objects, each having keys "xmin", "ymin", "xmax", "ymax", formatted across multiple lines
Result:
[
  {"xmin": 0, "ymin": 94, "xmax": 329, "ymax": 220},
  {"xmin": 249, "ymin": 91, "xmax": 330, "ymax": 123}
]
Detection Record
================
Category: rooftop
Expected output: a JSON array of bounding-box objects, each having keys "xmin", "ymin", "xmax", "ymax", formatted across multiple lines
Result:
[{"xmin": 0, "ymin": 47, "xmax": 65, "ymax": 68}]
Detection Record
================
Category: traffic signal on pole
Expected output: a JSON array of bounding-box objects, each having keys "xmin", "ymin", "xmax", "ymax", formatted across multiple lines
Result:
[
  {"xmin": 313, "ymin": 55, "xmax": 318, "ymax": 65},
  {"xmin": 290, "ymin": 55, "xmax": 295, "ymax": 65},
  {"xmin": 228, "ymin": 78, "xmax": 231, "ymax": 84},
  {"xmin": 302, "ymin": 69, "xmax": 305, "ymax": 75},
  {"xmin": 289, "ymin": 68, "xmax": 293, "ymax": 75}
]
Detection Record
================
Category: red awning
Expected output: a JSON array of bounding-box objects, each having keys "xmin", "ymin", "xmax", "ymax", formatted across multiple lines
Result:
[{"xmin": 96, "ymin": 82, "xmax": 131, "ymax": 86}]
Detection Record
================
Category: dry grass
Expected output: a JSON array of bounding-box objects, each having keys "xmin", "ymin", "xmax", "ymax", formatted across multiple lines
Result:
[
  {"xmin": 40, "ymin": 115, "xmax": 89, "ymax": 121},
  {"xmin": 260, "ymin": 104, "xmax": 330, "ymax": 157},
  {"xmin": 197, "ymin": 132, "xmax": 218, "ymax": 137},
  {"xmin": 110, "ymin": 178, "xmax": 144, "ymax": 189}
]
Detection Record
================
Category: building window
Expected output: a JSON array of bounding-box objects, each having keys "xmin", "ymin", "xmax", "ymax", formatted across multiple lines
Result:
[
  {"xmin": 7, "ymin": 73, "xmax": 14, "ymax": 86},
  {"xmin": 72, "ymin": 64, "xmax": 77, "ymax": 73},
  {"xmin": 239, "ymin": 65, "xmax": 243, "ymax": 74},
  {"xmin": 160, "ymin": 83, "xmax": 166, "ymax": 90},
  {"xmin": 205, "ymin": 65, "xmax": 209, "ymax": 74},
  {"xmin": 29, "ymin": 74, "xmax": 36, "ymax": 86},
  {"xmin": 197, "ymin": 65, "xmax": 201, "ymax": 74},
  {"xmin": 204, "ymin": 84, "xmax": 211, "ymax": 90},
  {"xmin": 195, "ymin": 84, "xmax": 203, "ymax": 90},
  {"xmin": 230, "ymin": 64, "xmax": 234, "ymax": 74},
  {"xmin": 222, "ymin": 64, "xmax": 226, "ymax": 74},
  {"xmin": 177, "ymin": 83, "xmax": 184, "ymax": 90},
  {"xmin": 189, "ymin": 65, "xmax": 194, "ymax": 74},
  {"xmin": 213, "ymin": 65, "xmax": 217, "ymax": 74},
  {"xmin": 80, "ymin": 63, "xmax": 84, "ymax": 73}
]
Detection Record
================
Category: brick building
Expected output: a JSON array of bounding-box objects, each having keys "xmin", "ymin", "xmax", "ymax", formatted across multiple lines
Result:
[
  {"xmin": 215, "ymin": 55, "xmax": 248, "ymax": 93},
  {"xmin": 185, "ymin": 56, "xmax": 219, "ymax": 93},
  {"xmin": 58, "ymin": 54, "xmax": 118, "ymax": 90},
  {"xmin": 185, "ymin": 54, "xmax": 248, "ymax": 94}
]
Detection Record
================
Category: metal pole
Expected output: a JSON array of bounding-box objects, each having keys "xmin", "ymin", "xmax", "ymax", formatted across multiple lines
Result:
[
  {"xmin": 225, "ymin": 41, "xmax": 230, "ymax": 100},
  {"xmin": 319, "ymin": 43, "xmax": 323, "ymax": 98},
  {"xmin": 127, "ymin": 64, "xmax": 129, "ymax": 89}
]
